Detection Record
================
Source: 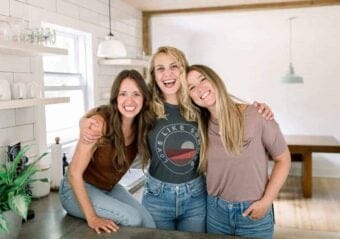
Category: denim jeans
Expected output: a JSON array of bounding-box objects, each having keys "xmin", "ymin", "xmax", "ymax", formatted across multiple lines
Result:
[
  {"xmin": 59, "ymin": 175, "xmax": 155, "ymax": 228},
  {"xmin": 141, "ymin": 174, "xmax": 206, "ymax": 232},
  {"xmin": 207, "ymin": 194, "xmax": 274, "ymax": 239}
]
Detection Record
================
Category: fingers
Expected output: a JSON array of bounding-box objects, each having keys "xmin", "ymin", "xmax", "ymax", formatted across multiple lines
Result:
[
  {"xmin": 243, "ymin": 201, "xmax": 269, "ymax": 220},
  {"xmin": 80, "ymin": 130, "xmax": 101, "ymax": 144},
  {"xmin": 262, "ymin": 107, "xmax": 274, "ymax": 120},
  {"xmin": 243, "ymin": 206, "xmax": 261, "ymax": 220},
  {"xmin": 87, "ymin": 118, "xmax": 99, "ymax": 127},
  {"xmin": 257, "ymin": 103, "xmax": 266, "ymax": 114},
  {"xmin": 79, "ymin": 118, "xmax": 102, "ymax": 144},
  {"xmin": 90, "ymin": 218, "xmax": 119, "ymax": 234},
  {"xmin": 242, "ymin": 206, "xmax": 253, "ymax": 217},
  {"xmin": 106, "ymin": 221, "xmax": 119, "ymax": 232},
  {"xmin": 253, "ymin": 101, "xmax": 274, "ymax": 120},
  {"xmin": 80, "ymin": 117, "xmax": 100, "ymax": 131},
  {"xmin": 97, "ymin": 222, "xmax": 119, "ymax": 234},
  {"xmin": 94, "ymin": 227, "xmax": 101, "ymax": 234},
  {"xmin": 84, "ymin": 128, "xmax": 101, "ymax": 139}
]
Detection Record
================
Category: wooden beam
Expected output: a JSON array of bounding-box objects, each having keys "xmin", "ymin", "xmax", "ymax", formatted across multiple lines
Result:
[
  {"xmin": 143, "ymin": 0, "xmax": 340, "ymax": 15},
  {"xmin": 142, "ymin": 12, "xmax": 151, "ymax": 56}
]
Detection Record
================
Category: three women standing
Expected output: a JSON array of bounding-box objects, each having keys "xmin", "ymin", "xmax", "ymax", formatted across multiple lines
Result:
[{"xmin": 75, "ymin": 46, "xmax": 280, "ymax": 236}]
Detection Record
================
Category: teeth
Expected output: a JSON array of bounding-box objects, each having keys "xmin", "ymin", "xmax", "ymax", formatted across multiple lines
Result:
[
  {"xmin": 164, "ymin": 79, "xmax": 175, "ymax": 84},
  {"xmin": 200, "ymin": 91, "xmax": 210, "ymax": 100},
  {"xmin": 124, "ymin": 106, "xmax": 136, "ymax": 112}
]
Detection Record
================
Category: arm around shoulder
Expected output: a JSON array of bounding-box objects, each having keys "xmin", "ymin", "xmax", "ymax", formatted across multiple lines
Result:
[
  {"xmin": 69, "ymin": 114, "xmax": 105, "ymax": 180},
  {"xmin": 79, "ymin": 108, "xmax": 102, "ymax": 144}
]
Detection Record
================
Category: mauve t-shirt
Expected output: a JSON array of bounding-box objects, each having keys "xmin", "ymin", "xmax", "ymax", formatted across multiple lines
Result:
[{"xmin": 206, "ymin": 105, "xmax": 287, "ymax": 202}]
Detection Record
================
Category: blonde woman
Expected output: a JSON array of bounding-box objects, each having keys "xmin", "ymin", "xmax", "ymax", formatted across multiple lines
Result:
[
  {"xmin": 186, "ymin": 64, "xmax": 291, "ymax": 239},
  {"xmin": 141, "ymin": 47, "xmax": 206, "ymax": 232}
]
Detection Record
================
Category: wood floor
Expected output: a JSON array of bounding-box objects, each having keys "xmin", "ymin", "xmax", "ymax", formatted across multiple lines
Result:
[
  {"xmin": 274, "ymin": 176, "xmax": 340, "ymax": 232},
  {"xmin": 19, "ymin": 176, "xmax": 340, "ymax": 238}
]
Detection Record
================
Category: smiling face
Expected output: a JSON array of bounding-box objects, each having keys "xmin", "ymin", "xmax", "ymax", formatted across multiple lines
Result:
[
  {"xmin": 187, "ymin": 69, "xmax": 217, "ymax": 110},
  {"xmin": 153, "ymin": 53, "xmax": 181, "ymax": 103},
  {"xmin": 117, "ymin": 77, "xmax": 144, "ymax": 120}
]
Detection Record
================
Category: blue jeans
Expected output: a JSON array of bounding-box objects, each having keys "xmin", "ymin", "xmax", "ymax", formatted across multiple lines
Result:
[
  {"xmin": 207, "ymin": 194, "xmax": 274, "ymax": 239},
  {"xmin": 141, "ymin": 174, "xmax": 206, "ymax": 232},
  {"xmin": 59, "ymin": 175, "xmax": 155, "ymax": 228}
]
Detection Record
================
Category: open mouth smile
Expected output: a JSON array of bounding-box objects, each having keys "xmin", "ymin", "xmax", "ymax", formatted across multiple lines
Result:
[
  {"xmin": 123, "ymin": 105, "xmax": 137, "ymax": 112},
  {"xmin": 200, "ymin": 90, "xmax": 210, "ymax": 100},
  {"xmin": 163, "ymin": 79, "xmax": 176, "ymax": 88}
]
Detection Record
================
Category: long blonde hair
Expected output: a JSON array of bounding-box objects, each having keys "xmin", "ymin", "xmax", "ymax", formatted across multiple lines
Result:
[
  {"xmin": 187, "ymin": 65, "xmax": 244, "ymax": 172},
  {"xmin": 148, "ymin": 46, "xmax": 198, "ymax": 122}
]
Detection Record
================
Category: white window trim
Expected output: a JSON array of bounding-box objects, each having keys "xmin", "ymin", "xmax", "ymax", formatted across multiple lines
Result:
[{"xmin": 42, "ymin": 23, "xmax": 93, "ymax": 150}]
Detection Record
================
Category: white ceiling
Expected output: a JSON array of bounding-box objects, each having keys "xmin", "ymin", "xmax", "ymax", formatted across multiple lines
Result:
[{"xmin": 121, "ymin": 0, "xmax": 300, "ymax": 11}]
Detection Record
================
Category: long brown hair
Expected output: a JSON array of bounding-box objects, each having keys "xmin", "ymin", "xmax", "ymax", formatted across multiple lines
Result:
[
  {"xmin": 93, "ymin": 70, "xmax": 154, "ymax": 171},
  {"xmin": 148, "ymin": 46, "xmax": 198, "ymax": 122},
  {"xmin": 187, "ymin": 65, "xmax": 244, "ymax": 172}
]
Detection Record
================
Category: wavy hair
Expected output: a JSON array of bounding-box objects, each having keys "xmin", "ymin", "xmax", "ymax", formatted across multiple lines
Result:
[
  {"xmin": 148, "ymin": 46, "xmax": 198, "ymax": 122},
  {"xmin": 187, "ymin": 65, "xmax": 244, "ymax": 173},
  {"xmin": 93, "ymin": 70, "xmax": 154, "ymax": 171}
]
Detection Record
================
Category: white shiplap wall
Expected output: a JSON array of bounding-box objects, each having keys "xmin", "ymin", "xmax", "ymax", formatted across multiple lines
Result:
[
  {"xmin": 151, "ymin": 6, "xmax": 340, "ymax": 178},
  {"xmin": 0, "ymin": 0, "xmax": 142, "ymax": 160}
]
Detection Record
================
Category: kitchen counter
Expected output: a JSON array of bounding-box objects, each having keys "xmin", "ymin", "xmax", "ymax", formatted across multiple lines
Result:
[
  {"xmin": 19, "ymin": 192, "xmax": 245, "ymax": 239},
  {"xmin": 63, "ymin": 224, "xmax": 244, "ymax": 239}
]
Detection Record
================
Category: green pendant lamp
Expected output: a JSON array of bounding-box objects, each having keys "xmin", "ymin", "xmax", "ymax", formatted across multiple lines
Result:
[{"xmin": 281, "ymin": 17, "xmax": 303, "ymax": 84}]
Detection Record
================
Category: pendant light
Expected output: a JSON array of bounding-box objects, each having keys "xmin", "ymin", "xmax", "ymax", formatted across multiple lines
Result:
[
  {"xmin": 97, "ymin": 0, "xmax": 127, "ymax": 58},
  {"xmin": 281, "ymin": 17, "xmax": 303, "ymax": 84}
]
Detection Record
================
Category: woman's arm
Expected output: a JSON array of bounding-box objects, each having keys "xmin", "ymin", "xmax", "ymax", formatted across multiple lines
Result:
[
  {"xmin": 253, "ymin": 101, "xmax": 274, "ymax": 120},
  {"xmin": 242, "ymin": 148, "xmax": 291, "ymax": 219},
  {"xmin": 79, "ymin": 108, "xmax": 102, "ymax": 144},
  {"xmin": 237, "ymin": 101, "xmax": 274, "ymax": 120},
  {"xmin": 68, "ymin": 115, "xmax": 119, "ymax": 234}
]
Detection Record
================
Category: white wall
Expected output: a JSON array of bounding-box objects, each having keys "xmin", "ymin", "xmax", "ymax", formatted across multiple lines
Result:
[
  {"xmin": 151, "ymin": 6, "xmax": 340, "ymax": 178},
  {"xmin": 0, "ymin": 0, "xmax": 143, "ymax": 160}
]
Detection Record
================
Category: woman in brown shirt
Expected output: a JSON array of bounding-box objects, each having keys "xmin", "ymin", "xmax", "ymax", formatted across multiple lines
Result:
[
  {"xmin": 186, "ymin": 65, "xmax": 291, "ymax": 239},
  {"xmin": 59, "ymin": 70, "xmax": 155, "ymax": 234}
]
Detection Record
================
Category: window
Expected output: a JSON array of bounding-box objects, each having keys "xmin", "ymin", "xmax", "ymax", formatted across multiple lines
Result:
[{"xmin": 43, "ymin": 25, "xmax": 92, "ymax": 147}]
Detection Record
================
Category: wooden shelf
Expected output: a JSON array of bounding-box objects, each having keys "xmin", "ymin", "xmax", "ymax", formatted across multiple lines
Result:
[
  {"xmin": 98, "ymin": 58, "xmax": 149, "ymax": 67},
  {"xmin": 0, "ymin": 97, "xmax": 70, "ymax": 110},
  {"xmin": 0, "ymin": 40, "xmax": 68, "ymax": 56}
]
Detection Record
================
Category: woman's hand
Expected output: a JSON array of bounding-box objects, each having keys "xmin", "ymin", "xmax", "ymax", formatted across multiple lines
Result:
[
  {"xmin": 253, "ymin": 101, "xmax": 274, "ymax": 120},
  {"xmin": 87, "ymin": 215, "xmax": 120, "ymax": 234},
  {"xmin": 242, "ymin": 199, "xmax": 272, "ymax": 220},
  {"xmin": 79, "ymin": 117, "xmax": 102, "ymax": 144}
]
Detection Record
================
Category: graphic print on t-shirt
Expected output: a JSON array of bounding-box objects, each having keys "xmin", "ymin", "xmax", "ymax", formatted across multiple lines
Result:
[{"xmin": 155, "ymin": 123, "xmax": 200, "ymax": 174}]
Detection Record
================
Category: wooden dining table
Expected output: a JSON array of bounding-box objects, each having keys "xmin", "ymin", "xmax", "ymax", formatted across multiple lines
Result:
[{"xmin": 285, "ymin": 135, "xmax": 340, "ymax": 198}]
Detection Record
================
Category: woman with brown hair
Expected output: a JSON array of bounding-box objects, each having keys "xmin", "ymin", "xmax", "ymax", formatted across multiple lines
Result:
[{"xmin": 59, "ymin": 70, "xmax": 155, "ymax": 234}]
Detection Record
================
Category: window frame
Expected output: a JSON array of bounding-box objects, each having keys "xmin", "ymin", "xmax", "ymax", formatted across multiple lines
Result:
[{"xmin": 42, "ymin": 25, "xmax": 92, "ymax": 147}]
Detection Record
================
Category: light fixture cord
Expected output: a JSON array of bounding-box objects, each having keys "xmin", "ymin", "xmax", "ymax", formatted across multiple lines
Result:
[
  {"xmin": 109, "ymin": 0, "xmax": 113, "ymax": 36},
  {"xmin": 288, "ymin": 16, "xmax": 297, "ymax": 65}
]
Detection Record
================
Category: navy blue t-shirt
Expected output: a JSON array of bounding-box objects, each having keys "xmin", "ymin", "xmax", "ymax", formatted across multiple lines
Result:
[{"xmin": 148, "ymin": 103, "xmax": 200, "ymax": 183}]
